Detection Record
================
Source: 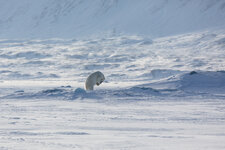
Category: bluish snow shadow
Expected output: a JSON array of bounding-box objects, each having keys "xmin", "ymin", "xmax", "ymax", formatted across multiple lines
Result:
[{"xmin": 1, "ymin": 71, "xmax": 225, "ymax": 100}]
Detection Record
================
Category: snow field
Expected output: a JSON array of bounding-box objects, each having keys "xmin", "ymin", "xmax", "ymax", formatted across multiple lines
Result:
[
  {"xmin": 0, "ymin": 99, "xmax": 225, "ymax": 150},
  {"xmin": 0, "ymin": 29, "xmax": 225, "ymax": 149}
]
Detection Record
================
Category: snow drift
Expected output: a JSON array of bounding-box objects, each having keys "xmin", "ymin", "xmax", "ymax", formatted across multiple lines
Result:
[
  {"xmin": 137, "ymin": 71, "xmax": 225, "ymax": 97},
  {"xmin": 2, "ymin": 71, "xmax": 225, "ymax": 100},
  {"xmin": 0, "ymin": 28, "xmax": 225, "ymax": 100}
]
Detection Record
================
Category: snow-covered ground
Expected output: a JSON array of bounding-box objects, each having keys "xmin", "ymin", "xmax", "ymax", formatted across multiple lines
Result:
[
  {"xmin": 0, "ymin": 98, "xmax": 224, "ymax": 150},
  {"xmin": 0, "ymin": 29, "xmax": 225, "ymax": 149},
  {"xmin": 1, "ymin": 0, "xmax": 225, "ymax": 149}
]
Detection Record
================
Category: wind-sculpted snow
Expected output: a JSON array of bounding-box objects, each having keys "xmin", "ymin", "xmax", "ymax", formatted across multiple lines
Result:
[
  {"xmin": 1, "ymin": 30, "xmax": 225, "ymax": 149},
  {"xmin": 0, "ymin": 29, "xmax": 225, "ymax": 96},
  {"xmin": 2, "ymin": 71, "xmax": 225, "ymax": 101}
]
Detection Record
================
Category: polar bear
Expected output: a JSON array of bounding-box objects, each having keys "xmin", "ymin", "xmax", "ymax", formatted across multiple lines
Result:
[{"xmin": 85, "ymin": 71, "xmax": 105, "ymax": 90}]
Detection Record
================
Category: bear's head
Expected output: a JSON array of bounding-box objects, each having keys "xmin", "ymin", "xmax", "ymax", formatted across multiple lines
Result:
[{"xmin": 96, "ymin": 71, "xmax": 105, "ymax": 86}]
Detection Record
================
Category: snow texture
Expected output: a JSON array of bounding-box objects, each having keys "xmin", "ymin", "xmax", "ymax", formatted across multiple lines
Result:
[{"xmin": 0, "ymin": 0, "xmax": 225, "ymax": 150}]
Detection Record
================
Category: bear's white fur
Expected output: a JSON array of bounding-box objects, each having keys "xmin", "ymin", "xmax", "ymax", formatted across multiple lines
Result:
[{"xmin": 85, "ymin": 71, "xmax": 105, "ymax": 90}]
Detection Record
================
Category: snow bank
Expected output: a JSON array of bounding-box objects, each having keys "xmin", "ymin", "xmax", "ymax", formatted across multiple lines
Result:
[
  {"xmin": 180, "ymin": 71, "xmax": 225, "ymax": 94},
  {"xmin": 138, "ymin": 71, "xmax": 225, "ymax": 97},
  {"xmin": 2, "ymin": 71, "xmax": 225, "ymax": 100}
]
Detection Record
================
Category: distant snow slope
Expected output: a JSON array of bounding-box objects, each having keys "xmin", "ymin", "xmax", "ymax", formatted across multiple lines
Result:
[{"xmin": 0, "ymin": 0, "xmax": 225, "ymax": 38}]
